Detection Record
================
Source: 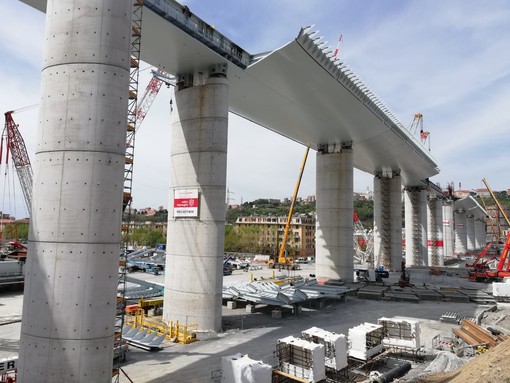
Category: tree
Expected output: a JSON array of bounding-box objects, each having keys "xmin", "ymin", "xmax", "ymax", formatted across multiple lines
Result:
[
  {"xmin": 125, "ymin": 225, "xmax": 165, "ymax": 248},
  {"xmin": 1, "ymin": 223, "xmax": 29, "ymax": 242}
]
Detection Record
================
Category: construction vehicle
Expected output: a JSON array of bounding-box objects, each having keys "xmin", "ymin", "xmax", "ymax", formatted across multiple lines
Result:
[
  {"xmin": 468, "ymin": 232, "xmax": 510, "ymax": 282},
  {"xmin": 267, "ymin": 148, "xmax": 309, "ymax": 270},
  {"xmin": 465, "ymin": 242, "xmax": 498, "ymax": 281},
  {"xmin": 398, "ymin": 261, "xmax": 412, "ymax": 287}
]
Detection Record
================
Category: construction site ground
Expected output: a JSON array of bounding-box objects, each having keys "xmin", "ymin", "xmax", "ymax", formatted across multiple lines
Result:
[{"xmin": 2, "ymin": 263, "xmax": 510, "ymax": 382}]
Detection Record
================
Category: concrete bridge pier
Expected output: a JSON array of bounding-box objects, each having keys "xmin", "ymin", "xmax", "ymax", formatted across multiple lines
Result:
[
  {"xmin": 427, "ymin": 196, "xmax": 444, "ymax": 266},
  {"xmin": 442, "ymin": 201, "xmax": 455, "ymax": 258},
  {"xmin": 163, "ymin": 64, "xmax": 229, "ymax": 332},
  {"xmin": 454, "ymin": 209, "xmax": 468, "ymax": 255},
  {"xmin": 18, "ymin": 1, "xmax": 132, "ymax": 381},
  {"xmin": 315, "ymin": 142, "xmax": 353, "ymax": 282},
  {"xmin": 466, "ymin": 214, "xmax": 476, "ymax": 253},
  {"xmin": 475, "ymin": 219, "xmax": 486, "ymax": 249},
  {"xmin": 404, "ymin": 187, "xmax": 428, "ymax": 266},
  {"xmin": 373, "ymin": 173, "xmax": 402, "ymax": 271}
]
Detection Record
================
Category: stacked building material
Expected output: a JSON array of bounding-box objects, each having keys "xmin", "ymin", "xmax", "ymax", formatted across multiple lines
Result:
[
  {"xmin": 382, "ymin": 287, "xmax": 420, "ymax": 303},
  {"xmin": 452, "ymin": 320, "xmax": 508, "ymax": 348},
  {"xmin": 440, "ymin": 312, "xmax": 460, "ymax": 324},
  {"xmin": 222, "ymin": 279, "xmax": 350, "ymax": 306},
  {"xmin": 438, "ymin": 288, "xmax": 471, "ymax": 303},
  {"xmin": 348, "ymin": 323, "xmax": 384, "ymax": 360},
  {"xmin": 412, "ymin": 287, "xmax": 444, "ymax": 301},
  {"xmin": 378, "ymin": 317, "xmax": 421, "ymax": 350},
  {"xmin": 460, "ymin": 289, "xmax": 496, "ymax": 304},
  {"xmin": 357, "ymin": 284, "xmax": 388, "ymax": 300},
  {"xmin": 301, "ymin": 327, "xmax": 348, "ymax": 371},
  {"xmin": 276, "ymin": 336, "xmax": 326, "ymax": 382}
]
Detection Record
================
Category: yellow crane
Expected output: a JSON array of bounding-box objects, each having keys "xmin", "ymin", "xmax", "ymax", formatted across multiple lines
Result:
[
  {"xmin": 268, "ymin": 147, "xmax": 309, "ymax": 270},
  {"xmin": 482, "ymin": 178, "xmax": 510, "ymax": 228}
]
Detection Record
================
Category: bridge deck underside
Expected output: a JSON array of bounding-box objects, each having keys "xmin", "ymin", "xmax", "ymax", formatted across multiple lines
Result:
[{"xmin": 20, "ymin": 0, "xmax": 439, "ymax": 185}]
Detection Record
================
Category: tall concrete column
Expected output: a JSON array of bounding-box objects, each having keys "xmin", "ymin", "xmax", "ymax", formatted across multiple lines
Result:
[
  {"xmin": 164, "ymin": 66, "xmax": 228, "ymax": 332},
  {"xmin": 454, "ymin": 209, "xmax": 467, "ymax": 255},
  {"xmin": 373, "ymin": 173, "xmax": 402, "ymax": 271},
  {"xmin": 18, "ymin": 1, "xmax": 132, "ymax": 381},
  {"xmin": 466, "ymin": 214, "xmax": 475, "ymax": 252},
  {"xmin": 427, "ymin": 197, "xmax": 444, "ymax": 266},
  {"xmin": 390, "ymin": 175, "xmax": 403, "ymax": 270},
  {"xmin": 442, "ymin": 201, "xmax": 455, "ymax": 258},
  {"xmin": 436, "ymin": 198, "xmax": 444, "ymax": 265},
  {"xmin": 475, "ymin": 219, "xmax": 486, "ymax": 249},
  {"xmin": 404, "ymin": 188, "xmax": 427, "ymax": 266},
  {"xmin": 315, "ymin": 143, "xmax": 353, "ymax": 282}
]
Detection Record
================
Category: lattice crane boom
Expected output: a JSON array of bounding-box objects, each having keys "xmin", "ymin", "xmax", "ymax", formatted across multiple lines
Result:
[{"xmin": 2, "ymin": 111, "xmax": 33, "ymax": 214}]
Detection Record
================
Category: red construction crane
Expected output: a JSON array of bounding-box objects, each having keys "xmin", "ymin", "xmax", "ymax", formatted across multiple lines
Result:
[
  {"xmin": 408, "ymin": 113, "xmax": 431, "ymax": 150},
  {"xmin": 1, "ymin": 109, "xmax": 34, "ymax": 214}
]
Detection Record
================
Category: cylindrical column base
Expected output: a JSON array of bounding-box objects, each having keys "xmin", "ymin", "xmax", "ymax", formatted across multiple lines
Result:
[
  {"xmin": 315, "ymin": 145, "xmax": 353, "ymax": 282},
  {"xmin": 164, "ymin": 75, "xmax": 228, "ymax": 332}
]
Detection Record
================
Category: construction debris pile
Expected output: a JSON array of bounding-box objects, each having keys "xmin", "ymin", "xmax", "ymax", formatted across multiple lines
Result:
[{"xmin": 413, "ymin": 338, "xmax": 510, "ymax": 383}]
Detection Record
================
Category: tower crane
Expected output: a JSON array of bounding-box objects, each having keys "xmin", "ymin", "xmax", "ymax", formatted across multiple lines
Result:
[
  {"xmin": 1, "ymin": 108, "xmax": 35, "ymax": 215},
  {"xmin": 123, "ymin": 68, "xmax": 174, "ymax": 212}
]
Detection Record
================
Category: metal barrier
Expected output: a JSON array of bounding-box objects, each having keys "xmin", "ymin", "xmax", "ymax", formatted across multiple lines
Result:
[{"xmin": 125, "ymin": 308, "xmax": 198, "ymax": 344}]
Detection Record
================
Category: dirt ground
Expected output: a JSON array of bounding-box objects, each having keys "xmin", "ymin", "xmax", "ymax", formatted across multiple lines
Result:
[{"xmin": 414, "ymin": 337, "xmax": 510, "ymax": 383}]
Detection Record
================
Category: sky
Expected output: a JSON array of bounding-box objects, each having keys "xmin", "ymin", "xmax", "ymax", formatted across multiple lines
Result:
[{"xmin": 1, "ymin": 0, "xmax": 509, "ymax": 218}]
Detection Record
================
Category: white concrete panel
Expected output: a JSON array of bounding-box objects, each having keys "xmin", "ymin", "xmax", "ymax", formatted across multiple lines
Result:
[
  {"xmin": 31, "ymin": 152, "xmax": 124, "ymax": 243},
  {"xmin": 37, "ymin": 64, "xmax": 128, "ymax": 155},
  {"xmin": 454, "ymin": 211, "xmax": 467, "ymax": 255},
  {"xmin": 22, "ymin": 242, "xmax": 118, "ymax": 338},
  {"xmin": 42, "ymin": 1, "xmax": 131, "ymax": 69},
  {"xmin": 18, "ymin": 335, "xmax": 114, "ymax": 382},
  {"xmin": 466, "ymin": 216, "xmax": 475, "ymax": 252}
]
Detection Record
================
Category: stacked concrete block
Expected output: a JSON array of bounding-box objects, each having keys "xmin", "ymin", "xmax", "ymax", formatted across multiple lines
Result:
[
  {"xmin": 378, "ymin": 317, "xmax": 421, "ymax": 349},
  {"xmin": 221, "ymin": 353, "xmax": 272, "ymax": 383},
  {"xmin": 276, "ymin": 336, "xmax": 326, "ymax": 382},
  {"xmin": 301, "ymin": 327, "xmax": 348, "ymax": 371},
  {"xmin": 348, "ymin": 323, "xmax": 384, "ymax": 360}
]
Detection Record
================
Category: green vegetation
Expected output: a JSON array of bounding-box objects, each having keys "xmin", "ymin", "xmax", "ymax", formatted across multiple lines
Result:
[
  {"xmin": 227, "ymin": 198, "xmax": 374, "ymax": 229},
  {"xmin": 226, "ymin": 199, "xmax": 316, "ymax": 225},
  {"xmin": 123, "ymin": 225, "xmax": 165, "ymax": 248},
  {"xmin": 1, "ymin": 223, "xmax": 28, "ymax": 242},
  {"xmin": 224, "ymin": 225, "xmax": 277, "ymax": 254},
  {"xmin": 475, "ymin": 191, "xmax": 510, "ymax": 210}
]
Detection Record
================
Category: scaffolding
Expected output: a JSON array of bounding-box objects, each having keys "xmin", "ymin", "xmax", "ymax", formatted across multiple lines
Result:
[
  {"xmin": 428, "ymin": 198, "xmax": 439, "ymax": 266},
  {"xmin": 410, "ymin": 190, "xmax": 422, "ymax": 266},
  {"xmin": 113, "ymin": 1, "xmax": 143, "ymax": 381},
  {"xmin": 379, "ymin": 177, "xmax": 391, "ymax": 268}
]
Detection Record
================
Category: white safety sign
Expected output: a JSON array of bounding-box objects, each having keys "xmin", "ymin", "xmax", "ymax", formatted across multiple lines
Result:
[{"xmin": 173, "ymin": 189, "xmax": 199, "ymax": 217}]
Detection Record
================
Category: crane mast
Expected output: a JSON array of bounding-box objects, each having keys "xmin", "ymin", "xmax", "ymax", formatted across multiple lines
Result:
[
  {"xmin": 2, "ymin": 111, "xmax": 33, "ymax": 214},
  {"xmin": 273, "ymin": 147, "xmax": 309, "ymax": 268}
]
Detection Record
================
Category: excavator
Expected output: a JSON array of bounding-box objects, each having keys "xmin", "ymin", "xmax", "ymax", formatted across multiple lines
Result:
[{"xmin": 267, "ymin": 147, "xmax": 309, "ymax": 270}]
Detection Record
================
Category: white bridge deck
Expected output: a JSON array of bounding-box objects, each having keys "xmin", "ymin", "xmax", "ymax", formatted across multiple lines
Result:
[{"xmin": 21, "ymin": 0, "xmax": 439, "ymax": 185}]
